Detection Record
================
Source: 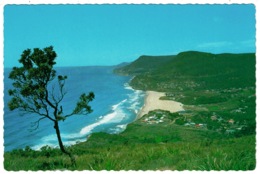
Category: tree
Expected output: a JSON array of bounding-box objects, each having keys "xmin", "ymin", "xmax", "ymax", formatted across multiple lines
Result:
[{"xmin": 8, "ymin": 46, "xmax": 95, "ymax": 166}]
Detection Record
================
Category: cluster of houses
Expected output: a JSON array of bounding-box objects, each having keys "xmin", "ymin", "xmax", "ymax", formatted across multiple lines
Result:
[
  {"xmin": 209, "ymin": 114, "xmax": 247, "ymax": 134},
  {"xmin": 184, "ymin": 122, "xmax": 207, "ymax": 128},
  {"xmin": 231, "ymin": 107, "xmax": 247, "ymax": 114},
  {"xmin": 221, "ymin": 87, "xmax": 246, "ymax": 93},
  {"xmin": 140, "ymin": 110, "xmax": 246, "ymax": 135},
  {"xmin": 210, "ymin": 114, "xmax": 235, "ymax": 124},
  {"xmin": 182, "ymin": 115, "xmax": 244, "ymax": 135},
  {"xmin": 159, "ymin": 81, "xmax": 201, "ymax": 92}
]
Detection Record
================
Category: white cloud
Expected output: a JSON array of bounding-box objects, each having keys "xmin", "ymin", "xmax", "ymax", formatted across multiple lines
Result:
[
  {"xmin": 239, "ymin": 39, "xmax": 255, "ymax": 48},
  {"xmin": 197, "ymin": 41, "xmax": 233, "ymax": 49},
  {"xmin": 196, "ymin": 39, "xmax": 255, "ymax": 53}
]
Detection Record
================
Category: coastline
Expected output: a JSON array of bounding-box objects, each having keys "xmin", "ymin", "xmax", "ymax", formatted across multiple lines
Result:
[{"xmin": 137, "ymin": 91, "xmax": 184, "ymax": 119}]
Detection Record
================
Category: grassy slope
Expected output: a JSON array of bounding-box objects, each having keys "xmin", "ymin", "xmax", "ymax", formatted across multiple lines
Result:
[
  {"xmin": 4, "ymin": 51, "xmax": 256, "ymax": 171},
  {"xmin": 4, "ymin": 116, "xmax": 256, "ymax": 170}
]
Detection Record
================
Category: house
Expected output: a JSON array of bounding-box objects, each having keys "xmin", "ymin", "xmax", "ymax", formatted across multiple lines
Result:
[
  {"xmin": 184, "ymin": 123, "xmax": 191, "ymax": 126},
  {"xmin": 190, "ymin": 122, "xmax": 195, "ymax": 126},
  {"xmin": 211, "ymin": 115, "xmax": 217, "ymax": 121},
  {"xmin": 149, "ymin": 115, "xmax": 156, "ymax": 119},
  {"xmin": 228, "ymin": 119, "xmax": 235, "ymax": 124},
  {"xmin": 226, "ymin": 129, "xmax": 235, "ymax": 134},
  {"xmin": 217, "ymin": 117, "xmax": 223, "ymax": 122},
  {"xmin": 199, "ymin": 123, "xmax": 207, "ymax": 128},
  {"xmin": 236, "ymin": 126, "xmax": 245, "ymax": 131}
]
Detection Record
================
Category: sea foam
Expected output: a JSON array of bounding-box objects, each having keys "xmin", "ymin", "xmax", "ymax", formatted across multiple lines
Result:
[{"xmin": 79, "ymin": 99, "xmax": 127, "ymax": 135}]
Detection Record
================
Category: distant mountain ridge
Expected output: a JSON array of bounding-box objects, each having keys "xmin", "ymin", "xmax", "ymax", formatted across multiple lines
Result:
[{"xmin": 114, "ymin": 51, "xmax": 255, "ymax": 91}]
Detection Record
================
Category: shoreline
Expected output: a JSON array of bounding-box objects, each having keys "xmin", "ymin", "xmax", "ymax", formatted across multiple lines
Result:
[{"xmin": 137, "ymin": 91, "xmax": 184, "ymax": 119}]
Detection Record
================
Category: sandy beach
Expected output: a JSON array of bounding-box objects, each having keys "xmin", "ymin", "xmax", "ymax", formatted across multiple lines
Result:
[{"xmin": 137, "ymin": 91, "xmax": 184, "ymax": 119}]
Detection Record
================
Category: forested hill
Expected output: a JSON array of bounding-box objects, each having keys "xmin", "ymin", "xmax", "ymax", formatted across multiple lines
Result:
[
  {"xmin": 113, "ymin": 55, "xmax": 175, "ymax": 75},
  {"xmin": 114, "ymin": 51, "xmax": 255, "ymax": 92}
]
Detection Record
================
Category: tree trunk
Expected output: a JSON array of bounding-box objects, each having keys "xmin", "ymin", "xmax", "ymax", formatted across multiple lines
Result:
[{"xmin": 54, "ymin": 121, "xmax": 76, "ymax": 166}]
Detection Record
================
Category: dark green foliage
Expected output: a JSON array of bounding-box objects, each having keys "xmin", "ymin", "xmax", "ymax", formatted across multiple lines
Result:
[
  {"xmin": 8, "ymin": 46, "xmax": 57, "ymax": 113},
  {"xmin": 175, "ymin": 118, "xmax": 185, "ymax": 125},
  {"xmin": 168, "ymin": 112, "xmax": 179, "ymax": 121},
  {"xmin": 73, "ymin": 92, "xmax": 95, "ymax": 114}
]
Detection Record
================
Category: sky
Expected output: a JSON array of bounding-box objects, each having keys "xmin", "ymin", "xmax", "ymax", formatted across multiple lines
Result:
[{"xmin": 4, "ymin": 4, "xmax": 256, "ymax": 67}]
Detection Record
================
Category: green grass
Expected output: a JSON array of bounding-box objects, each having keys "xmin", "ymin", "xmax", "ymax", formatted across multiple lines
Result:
[{"xmin": 4, "ymin": 117, "xmax": 256, "ymax": 171}]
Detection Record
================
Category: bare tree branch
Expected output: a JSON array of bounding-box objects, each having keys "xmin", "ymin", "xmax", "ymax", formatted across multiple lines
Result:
[
  {"xmin": 45, "ymin": 89, "xmax": 56, "ymax": 109},
  {"xmin": 51, "ymin": 84, "xmax": 58, "ymax": 104},
  {"xmin": 29, "ymin": 117, "xmax": 47, "ymax": 131},
  {"xmin": 23, "ymin": 105, "xmax": 55, "ymax": 122},
  {"xmin": 56, "ymin": 77, "xmax": 67, "ymax": 104},
  {"xmin": 64, "ymin": 112, "xmax": 74, "ymax": 118},
  {"xmin": 39, "ymin": 98, "xmax": 51, "ymax": 119}
]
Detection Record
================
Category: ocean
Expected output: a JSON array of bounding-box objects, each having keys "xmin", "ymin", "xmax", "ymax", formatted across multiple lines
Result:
[{"xmin": 4, "ymin": 66, "xmax": 145, "ymax": 151}]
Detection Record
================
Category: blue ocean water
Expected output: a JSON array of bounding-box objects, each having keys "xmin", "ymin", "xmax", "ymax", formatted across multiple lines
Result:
[{"xmin": 4, "ymin": 66, "xmax": 145, "ymax": 151}]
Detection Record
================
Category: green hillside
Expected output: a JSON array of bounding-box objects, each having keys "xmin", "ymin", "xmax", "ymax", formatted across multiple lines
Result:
[
  {"xmin": 115, "ymin": 51, "xmax": 255, "ymax": 91},
  {"xmin": 115, "ymin": 50, "xmax": 256, "ymax": 141},
  {"xmin": 113, "ymin": 55, "xmax": 175, "ymax": 75}
]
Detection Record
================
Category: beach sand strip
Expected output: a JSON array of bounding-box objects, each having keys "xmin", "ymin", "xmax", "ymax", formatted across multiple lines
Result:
[{"xmin": 137, "ymin": 91, "xmax": 184, "ymax": 119}]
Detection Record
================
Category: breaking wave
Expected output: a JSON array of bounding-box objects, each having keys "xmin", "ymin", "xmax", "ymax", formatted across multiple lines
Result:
[{"xmin": 79, "ymin": 99, "xmax": 127, "ymax": 135}]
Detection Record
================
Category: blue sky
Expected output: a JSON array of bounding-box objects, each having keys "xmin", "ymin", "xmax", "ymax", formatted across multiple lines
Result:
[{"xmin": 4, "ymin": 4, "xmax": 255, "ymax": 67}]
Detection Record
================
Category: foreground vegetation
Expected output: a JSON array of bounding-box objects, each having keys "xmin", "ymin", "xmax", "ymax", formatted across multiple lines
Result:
[
  {"xmin": 4, "ymin": 115, "xmax": 256, "ymax": 170},
  {"xmin": 5, "ymin": 51, "xmax": 256, "ymax": 170}
]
